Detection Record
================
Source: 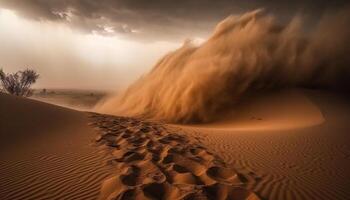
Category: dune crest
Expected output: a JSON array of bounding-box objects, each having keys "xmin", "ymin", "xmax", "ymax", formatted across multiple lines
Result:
[{"xmin": 97, "ymin": 8, "xmax": 350, "ymax": 123}]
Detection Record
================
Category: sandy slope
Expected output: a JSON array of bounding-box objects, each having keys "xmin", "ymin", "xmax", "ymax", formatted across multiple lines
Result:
[
  {"xmin": 186, "ymin": 90, "xmax": 325, "ymax": 131},
  {"xmin": 180, "ymin": 89, "xmax": 350, "ymax": 200},
  {"xmin": 0, "ymin": 93, "xmax": 114, "ymax": 200},
  {"xmin": 89, "ymin": 114, "xmax": 259, "ymax": 200},
  {"xmin": 3, "ymin": 88, "xmax": 348, "ymax": 200},
  {"xmin": 0, "ymin": 93, "xmax": 259, "ymax": 200}
]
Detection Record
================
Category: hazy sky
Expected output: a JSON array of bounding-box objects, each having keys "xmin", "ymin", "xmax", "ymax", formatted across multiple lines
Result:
[
  {"xmin": 0, "ymin": 9, "xmax": 179, "ymax": 90},
  {"xmin": 0, "ymin": 0, "xmax": 348, "ymax": 90}
]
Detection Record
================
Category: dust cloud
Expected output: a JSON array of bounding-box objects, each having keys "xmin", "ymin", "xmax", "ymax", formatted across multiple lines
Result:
[{"xmin": 97, "ymin": 8, "xmax": 350, "ymax": 123}]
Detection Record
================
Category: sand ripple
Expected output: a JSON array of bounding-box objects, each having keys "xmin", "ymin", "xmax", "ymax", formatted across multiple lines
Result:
[
  {"xmin": 0, "ymin": 126, "xmax": 113, "ymax": 200},
  {"xmin": 89, "ymin": 113, "xmax": 260, "ymax": 200}
]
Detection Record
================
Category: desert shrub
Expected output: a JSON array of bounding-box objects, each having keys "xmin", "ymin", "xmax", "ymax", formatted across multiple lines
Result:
[{"xmin": 0, "ymin": 69, "xmax": 39, "ymax": 97}]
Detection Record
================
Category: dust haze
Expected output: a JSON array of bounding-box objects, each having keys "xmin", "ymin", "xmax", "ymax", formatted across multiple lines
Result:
[
  {"xmin": 0, "ymin": 9, "xmax": 178, "ymax": 90},
  {"xmin": 97, "ymin": 8, "xmax": 350, "ymax": 123}
]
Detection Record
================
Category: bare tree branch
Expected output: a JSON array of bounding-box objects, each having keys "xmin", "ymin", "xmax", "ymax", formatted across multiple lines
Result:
[{"xmin": 0, "ymin": 69, "xmax": 39, "ymax": 97}]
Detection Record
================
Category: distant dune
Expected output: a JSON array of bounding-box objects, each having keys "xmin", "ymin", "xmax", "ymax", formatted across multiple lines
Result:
[
  {"xmin": 31, "ymin": 89, "xmax": 106, "ymax": 111},
  {"xmin": 184, "ymin": 89, "xmax": 325, "ymax": 131}
]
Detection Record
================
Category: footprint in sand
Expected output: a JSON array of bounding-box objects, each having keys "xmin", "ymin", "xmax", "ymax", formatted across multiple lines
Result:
[{"xmin": 90, "ymin": 114, "xmax": 260, "ymax": 200}]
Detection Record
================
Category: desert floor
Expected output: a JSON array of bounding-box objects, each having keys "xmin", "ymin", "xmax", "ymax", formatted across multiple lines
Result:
[
  {"xmin": 180, "ymin": 89, "xmax": 350, "ymax": 200},
  {"xmin": 1, "ymin": 89, "xmax": 350, "ymax": 200},
  {"xmin": 0, "ymin": 93, "xmax": 258, "ymax": 199}
]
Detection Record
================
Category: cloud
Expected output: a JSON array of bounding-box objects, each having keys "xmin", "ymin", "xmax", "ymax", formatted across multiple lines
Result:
[
  {"xmin": 0, "ymin": 9, "xmax": 179, "ymax": 89},
  {"xmin": 1, "ymin": 0, "xmax": 348, "ymax": 41}
]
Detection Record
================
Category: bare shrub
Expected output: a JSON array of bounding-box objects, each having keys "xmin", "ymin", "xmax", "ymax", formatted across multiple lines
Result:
[{"xmin": 0, "ymin": 69, "xmax": 39, "ymax": 97}]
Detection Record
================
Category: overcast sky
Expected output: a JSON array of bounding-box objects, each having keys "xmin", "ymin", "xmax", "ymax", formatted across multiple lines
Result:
[{"xmin": 0, "ymin": 0, "xmax": 348, "ymax": 90}]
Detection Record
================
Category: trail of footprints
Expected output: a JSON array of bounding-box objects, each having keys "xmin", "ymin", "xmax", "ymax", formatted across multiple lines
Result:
[{"xmin": 89, "ymin": 113, "xmax": 260, "ymax": 200}]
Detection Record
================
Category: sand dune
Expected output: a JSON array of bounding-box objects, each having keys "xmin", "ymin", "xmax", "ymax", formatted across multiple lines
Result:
[
  {"xmin": 31, "ymin": 89, "xmax": 106, "ymax": 111},
  {"xmin": 180, "ymin": 89, "xmax": 350, "ymax": 200},
  {"xmin": 0, "ymin": 93, "xmax": 259, "ymax": 199},
  {"xmin": 0, "ymin": 93, "xmax": 114, "ymax": 199},
  {"xmin": 1, "ymin": 88, "xmax": 349, "ymax": 200},
  {"xmin": 185, "ymin": 89, "xmax": 325, "ymax": 131}
]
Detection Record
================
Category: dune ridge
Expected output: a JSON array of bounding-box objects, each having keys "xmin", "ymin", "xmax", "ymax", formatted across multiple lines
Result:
[{"xmin": 89, "ymin": 113, "xmax": 260, "ymax": 200}]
